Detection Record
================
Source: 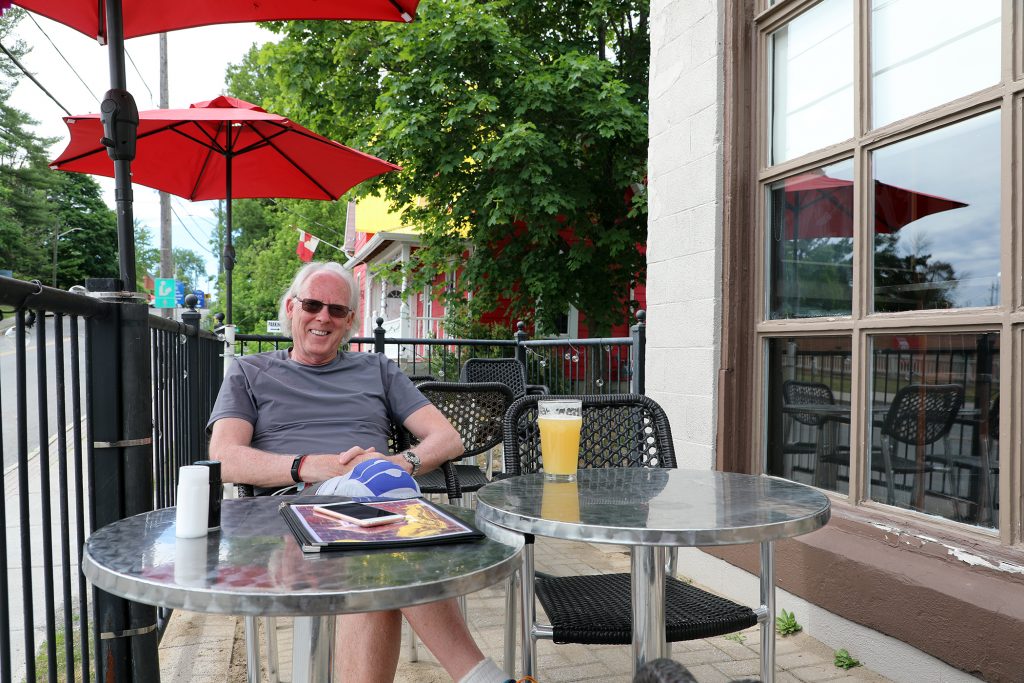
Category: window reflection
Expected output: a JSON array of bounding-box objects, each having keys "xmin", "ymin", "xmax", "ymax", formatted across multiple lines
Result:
[
  {"xmin": 869, "ymin": 333, "xmax": 998, "ymax": 529},
  {"xmin": 766, "ymin": 337, "xmax": 853, "ymax": 495},
  {"xmin": 768, "ymin": 159, "xmax": 854, "ymax": 319},
  {"xmin": 770, "ymin": 0, "xmax": 853, "ymax": 163},
  {"xmin": 872, "ymin": 0, "xmax": 1000, "ymax": 129},
  {"xmin": 872, "ymin": 112, "xmax": 999, "ymax": 311}
]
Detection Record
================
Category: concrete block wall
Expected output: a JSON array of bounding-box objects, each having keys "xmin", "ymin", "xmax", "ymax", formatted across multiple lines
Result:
[{"xmin": 647, "ymin": 0, "xmax": 724, "ymax": 469}]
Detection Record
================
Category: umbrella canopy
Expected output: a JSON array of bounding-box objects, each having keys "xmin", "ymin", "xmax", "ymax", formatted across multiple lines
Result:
[
  {"xmin": 782, "ymin": 172, "xmax": 967, "ymax": 240},
  {"xmin": 51, "ymin": 96, "xmax": 400, "ymax": 322},
  {"xmin": 15, "ymin": 0, "xmax": 419, "ymax": 40},
  {"xmin": 52, "ymin": 96, "xmax": 399, "ymax": 200}
]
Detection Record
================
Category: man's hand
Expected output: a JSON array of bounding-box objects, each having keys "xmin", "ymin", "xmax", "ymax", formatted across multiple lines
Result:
[{"xmin": 337, "ymin": 446, "xmax": 380, "ymax": 468}]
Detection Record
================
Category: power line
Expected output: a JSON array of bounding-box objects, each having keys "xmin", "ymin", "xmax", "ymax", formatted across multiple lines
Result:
[
  {"xmin": 0, "ymin": 41, "xmax": 71, "ymax": 116},
  {"xmin": 124, "ymin": 47, "xmax": 155, "ymax": 105},
  {"xmin": 26, "ymin": 12, "xmax": 100, "ymax": 106},
  {"xmin": 169, "ymin": 204, "xmax": 217, "ymax": 257}
]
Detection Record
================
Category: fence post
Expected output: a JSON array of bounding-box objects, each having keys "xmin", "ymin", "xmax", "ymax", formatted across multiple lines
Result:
[
  {"xmin": 374, "ymin": 317, "xmax": 386, "ymax": 354},
  {"xmin": 631, "ymin": 309, "xmax": 646, "ymax": 395},
  {"xmin": 514, "ymin": 321, "xmax": 528, "ymax": 374},
  {"xmin": 85, "ymin": 278, "xmax": 160, "ymax": 683},
  {"xmin": 182, "ymin": 294, "xmax": 203, "ymax": 462}
]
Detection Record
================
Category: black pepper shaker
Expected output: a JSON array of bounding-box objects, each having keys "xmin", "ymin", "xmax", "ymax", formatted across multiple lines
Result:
[{"xmin": 192, "ymin": 460, "xmax": 222, "ymax": 531}]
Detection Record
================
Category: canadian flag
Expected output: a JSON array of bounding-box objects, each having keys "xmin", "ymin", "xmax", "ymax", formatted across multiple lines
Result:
[{"xmin": 296, "ymin": 230, "xmax": 320, "ymax": 262}]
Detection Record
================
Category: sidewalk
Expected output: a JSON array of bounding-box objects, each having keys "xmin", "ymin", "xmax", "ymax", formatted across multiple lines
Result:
[{"xmin": 159, "ymin": 537, "xmax": 892, "ymax": 683}]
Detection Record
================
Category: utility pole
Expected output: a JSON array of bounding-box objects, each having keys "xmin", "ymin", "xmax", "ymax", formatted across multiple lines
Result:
[{"xmin": 158, "ymin": 32, "xmax": 173, "ymax": 317}]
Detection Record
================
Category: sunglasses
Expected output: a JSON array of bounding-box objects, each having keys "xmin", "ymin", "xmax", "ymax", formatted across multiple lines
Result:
[{"xmin": 293, "ymin": 297, "xmax": 352, "ymax": 319}]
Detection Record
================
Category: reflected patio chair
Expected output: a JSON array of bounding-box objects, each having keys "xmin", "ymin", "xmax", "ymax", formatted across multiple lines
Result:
[
  {"xmin": 502, "ymin": 394, "xmax": 758, "ymax": 677},
  {"xmin": 875, "ymin": 383, "xmax": 964, "ymax": 509},
  {"xmin": 413, "ymin": 381, "xmax": 515, "ymax": 504},
  {"xmin": 781, "ymin": 380, "xmax": 847, "ymax": 485}
]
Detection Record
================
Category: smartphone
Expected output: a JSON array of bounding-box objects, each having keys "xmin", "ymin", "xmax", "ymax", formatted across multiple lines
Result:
[{"xmin": 312, "ymin": 502, "xmax": 405, "ymax": 527}]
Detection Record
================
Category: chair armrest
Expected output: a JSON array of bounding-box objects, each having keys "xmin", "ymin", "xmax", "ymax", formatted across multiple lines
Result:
[{"xmin": 526, "ymin": 384, "xmax": 550, "ymax": 396}]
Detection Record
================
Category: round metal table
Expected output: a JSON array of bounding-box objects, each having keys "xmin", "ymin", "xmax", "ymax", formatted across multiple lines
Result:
[
  {"xmin": 83, "ymin": 496, "xmax": 523, "ymax": 683},
  {"xmin": 475, "ymin": 468, "xmax": 830, "ymax": 682}
]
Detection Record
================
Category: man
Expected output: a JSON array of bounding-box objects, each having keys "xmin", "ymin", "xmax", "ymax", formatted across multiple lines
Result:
[{"xmin": 208, "ymin": 262, "xmax": 512, "ymax": 683}]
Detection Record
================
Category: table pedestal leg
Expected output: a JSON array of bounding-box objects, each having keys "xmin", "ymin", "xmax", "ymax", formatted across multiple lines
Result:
[
  {"xmin": 519, "ymin": 542, "xmax": 537, "ymax": 678},
  {"xmin": 244, "ymin": 616, "xmax": 260, "ymax": 683},
  {"xmin": 504, "ymin": 569, "xmax": 519, "ymax": 675},
  {"xmin": 292, "ymin": 616, "xmax": 336, "ymax": 683},
  {"xmin": 759, "ymin": 541, "xmax": 776, "ymax": 683},
  {"xmin": 631, "ymin": 546, "xmax": 666, "ymax": 677}
]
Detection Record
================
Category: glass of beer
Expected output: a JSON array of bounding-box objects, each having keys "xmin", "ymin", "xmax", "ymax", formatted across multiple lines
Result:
[{"xmin": 538, "ymin": 399, "xmax": 583, "ymax": 481}]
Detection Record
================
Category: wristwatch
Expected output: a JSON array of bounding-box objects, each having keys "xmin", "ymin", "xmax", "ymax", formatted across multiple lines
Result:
[
  {"xmin": 402, "ymin": 450, "xmax": 421, "ymax": 476},
  {"xmin": 290, "ymin": 454, "xmax": 308, "ymax": 483}
]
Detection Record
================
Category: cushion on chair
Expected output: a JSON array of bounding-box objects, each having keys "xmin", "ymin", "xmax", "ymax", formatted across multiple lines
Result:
[{"xmin": 535, "ymin": 573, "xmax": 758, "ymax": 645}]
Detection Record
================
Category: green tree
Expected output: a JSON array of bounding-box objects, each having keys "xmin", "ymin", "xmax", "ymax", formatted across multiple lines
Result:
[
  {"xmin": 228, "ymin": 0, "xmax": 649, "ymax": 333},
  {"xmin": 173, "ymin": 247, "xmax": 207, "ymax": 292},
  {"xmin": 874, "ymin": 233, "xmax": 958, "ymax": 312},
  {"xmin": 47, "ymin": 172, "xmax": 118, "ymax": 288},
  {"xmin": 134, "ymin": 224, "xmax": 160, "ymax": 294}
]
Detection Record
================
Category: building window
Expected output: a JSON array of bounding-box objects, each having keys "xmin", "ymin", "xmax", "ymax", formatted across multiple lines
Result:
[
  {"xmin": 871, "ymin": 112, "xmax": 1000, "ymax": 311},
  {"xmin": 769, "ymin": 0, "xmax": 853, "ymax": 163},
  {"xmin": 767, "ymin": 158, "xmax": 854, "ymax": 319},
  {"xmin": 756, "ymin": 2, "xmax": 1015, "ymax": 536},
  {"xmin": 871, "ymin": 0, "xmax": 1000, "ymax": 129}
]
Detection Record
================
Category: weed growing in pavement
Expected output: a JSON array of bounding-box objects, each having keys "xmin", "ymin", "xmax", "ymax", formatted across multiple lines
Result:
[
  {"xmin": 775, "ymin": 609, "xmax": 802, "ymax": 636},
  {"xmin": 724, "ymin": 632, "xmax": 746, "ymax": 644},
  {"xmin": 834, "ymin": 649, "xmax": 861, "ymax": 669}
]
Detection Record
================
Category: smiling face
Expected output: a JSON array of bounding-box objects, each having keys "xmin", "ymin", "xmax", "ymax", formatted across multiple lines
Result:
[{"xmin": 285, "ymin": 271, "xmax": 355, "ymax": 366}]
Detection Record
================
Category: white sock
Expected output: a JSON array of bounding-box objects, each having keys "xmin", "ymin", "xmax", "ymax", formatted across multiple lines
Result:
[{"xmin": 457, "ymin": 657, "xmax": 512, "ymax": 683}]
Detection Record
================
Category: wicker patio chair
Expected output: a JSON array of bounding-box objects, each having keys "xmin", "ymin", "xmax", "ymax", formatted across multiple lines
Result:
[
  {"xmin": 413, "ymin": 381, "xmax": 515, "ymax": 502},
  {"xmin": 502, "ymin": 394, "xmax": 757, "ymax": 672},
  {"xmin": 461, "ymin": 357, "xmax": 549, "ymax": 398}
]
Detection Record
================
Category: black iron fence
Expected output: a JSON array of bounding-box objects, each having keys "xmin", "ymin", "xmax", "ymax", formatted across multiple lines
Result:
[
  {"xmin": 0, "ymin": 271, "xmax": 642, "ymax": 683},
  {"xmin": 0, "ymin": 277, "xmax": 221, "ymax": 683},
  {"xmin": 234, "ymin": 311, "xmax": 647, "ymax": 395}
]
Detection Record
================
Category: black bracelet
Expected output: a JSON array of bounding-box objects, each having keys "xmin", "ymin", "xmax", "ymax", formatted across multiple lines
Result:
[{"xmin": 290, "ymin": 454, "xmax": 308, "ymax": 483}]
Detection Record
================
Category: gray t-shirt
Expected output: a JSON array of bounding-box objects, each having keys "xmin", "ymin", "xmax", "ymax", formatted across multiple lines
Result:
[{"xmin": 207, "ymin": 350, "xmax": 428, "ymax": 457}]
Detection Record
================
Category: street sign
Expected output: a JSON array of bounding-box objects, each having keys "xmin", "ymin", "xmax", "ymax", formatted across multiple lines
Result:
[
  {"xmin": 194, "ymin": 290, "xmax": 206, "ymax": 308},
  {"xmin": 175, "ymin": 281, "xmax": 186, "ymax": 305},
  {"xmin": 267, "ymin": 320, "xmax": 281, "ymax": 334},
  {"xmin": 153, "ymin": 278, "xmax": 177, "ymax": 308}
]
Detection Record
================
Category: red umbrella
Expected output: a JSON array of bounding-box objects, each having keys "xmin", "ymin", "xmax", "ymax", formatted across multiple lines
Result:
[
  {"xmin": 51, "ymin": 95, "xmax": 400, "ymax": 322},
  {"xmin": 782, "ymin": 172, "xmax": 967, "ymax": 240},
  {"xmin": 13, "ymin": 0, "xmax": 419, "ymax": 290},
  {"xmin": 14, "ymin": 0, "xmax": 419, "ymax": 40}
]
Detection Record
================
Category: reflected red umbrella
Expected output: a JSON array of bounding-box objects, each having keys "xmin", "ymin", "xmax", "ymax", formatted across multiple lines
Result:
[
  {"xmin": 14, "ymin": 0, "xmax": 419, "ymax": 40},
  {"xmin": 782, "ymin": 172, "xmax": 967, "ymax": 240},
  {"xmin": 51, "ymin": 96, "xmax": 400, "ymax": 322}
]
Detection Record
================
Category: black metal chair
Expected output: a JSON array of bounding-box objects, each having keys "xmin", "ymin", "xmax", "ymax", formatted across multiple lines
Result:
[
  {"xmin": 874, "ymin": 383, "xmax": 964, "ymax": 508},
  {"xmin": 413, "ymin": 381, "xmax": 516, "ymax": 502},
  {"xmin": 502, "ymin": 394, "xmax": 758, "ymax": 673},
  {"xmin": 461, "ymin": 357, "xmax": 549, "ymax": 398}
]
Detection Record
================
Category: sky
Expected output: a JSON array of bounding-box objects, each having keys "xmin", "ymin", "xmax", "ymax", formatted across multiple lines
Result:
[{"xmin": 8, "ymin": 10, "xmax": 277, "ymax": 291}]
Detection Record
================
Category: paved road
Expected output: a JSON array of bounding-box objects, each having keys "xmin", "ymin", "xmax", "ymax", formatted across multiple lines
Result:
[{"xmin": 0, "ymin": 315, "xmax": 86, "ymax": 470}]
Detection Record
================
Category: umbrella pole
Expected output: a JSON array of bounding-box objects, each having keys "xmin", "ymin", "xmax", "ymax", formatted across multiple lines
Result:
[
  {"xmin": 104, "ymin": 0, "xmax": 138, "ymax": 291},
  {"xmin": 93, "ymin": 9, "xmax": 160, "ymax": 683},
  {"xmin": 224, "ymin": 155, "xmax": 235, "ymax": 324}
]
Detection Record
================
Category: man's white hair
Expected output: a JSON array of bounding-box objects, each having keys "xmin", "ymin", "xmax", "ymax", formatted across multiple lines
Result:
[{"xmin": 279, "ymin": 262, "xmax": 360, "ymax": 341}]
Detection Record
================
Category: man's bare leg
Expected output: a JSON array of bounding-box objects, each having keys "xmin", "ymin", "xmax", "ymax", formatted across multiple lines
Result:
[
  {"xmin": 335, "ymin": 610, "xmax": 402, "ymax": 682},
  {"xmin": 402, "ymin": 598, "xmax": 488, "ymax": 680}
]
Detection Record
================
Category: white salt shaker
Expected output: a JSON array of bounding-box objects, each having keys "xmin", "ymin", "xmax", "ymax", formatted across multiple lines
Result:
[{"xmin": 175, "ymin": 465, "xmax": 210, "ymax": 538}]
